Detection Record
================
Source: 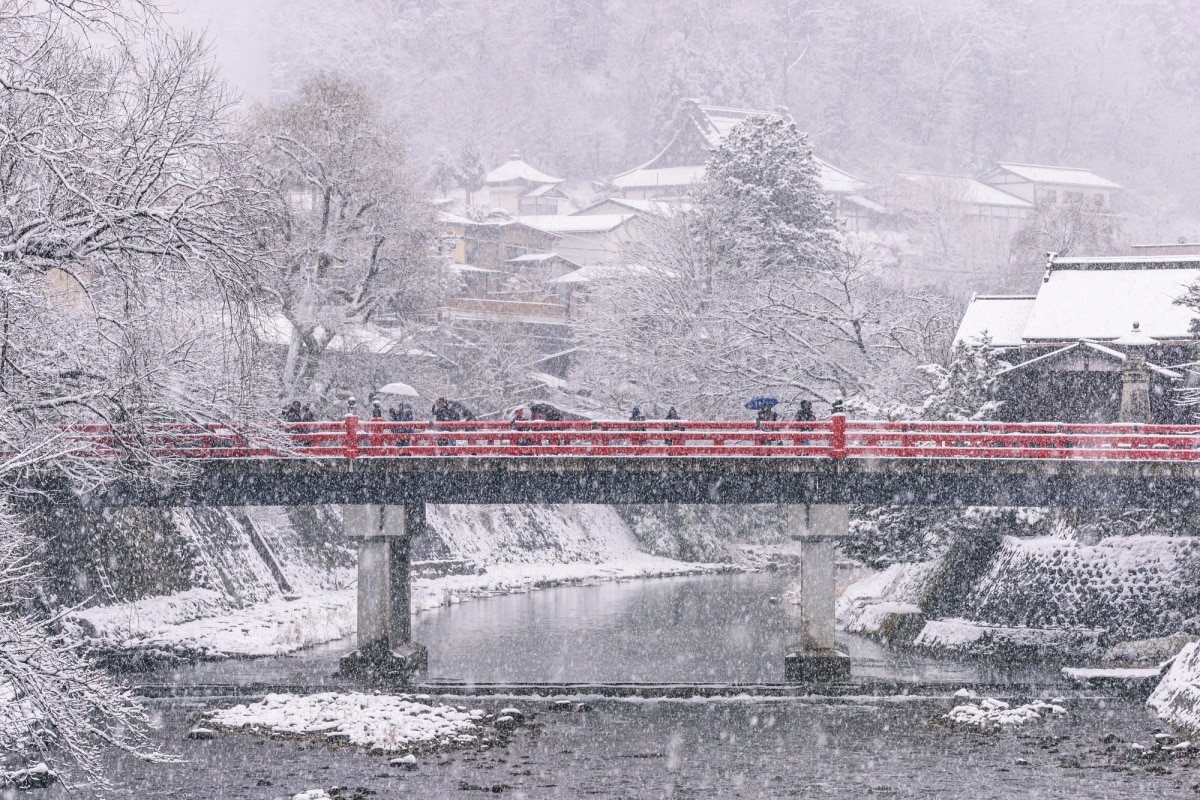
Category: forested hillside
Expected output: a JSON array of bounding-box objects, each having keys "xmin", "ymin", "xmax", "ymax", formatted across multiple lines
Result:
[{"xmin": 245, "ymin": 0, "xmax": 1200, "ymax": 221}]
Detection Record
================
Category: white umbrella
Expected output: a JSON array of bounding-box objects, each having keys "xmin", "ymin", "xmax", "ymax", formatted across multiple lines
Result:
[{"xmin": 378, "ymin": 381, "xmax": 420, "ymax": 397}]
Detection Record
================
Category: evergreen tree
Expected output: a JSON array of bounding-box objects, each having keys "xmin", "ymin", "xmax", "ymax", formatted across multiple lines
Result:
[
  {"xmin": 428, "ymin": 149, "xmax": 461, "ymax": 197},
  {"xmin": 918, "ymin": 334, "xmax": 1004, "ymax": 421},
  {"xmin": 456, "ymin": 143, "xmax": 486, "ymax": 205},
  {"xmin": 699, "ymin": 115, "xmax": 841, "ymax": 279}
]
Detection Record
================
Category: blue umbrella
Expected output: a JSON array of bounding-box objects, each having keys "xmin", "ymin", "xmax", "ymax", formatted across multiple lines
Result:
[{"xmin": 744, "ymin": 395, "xmax": 779, "ymax": 410}]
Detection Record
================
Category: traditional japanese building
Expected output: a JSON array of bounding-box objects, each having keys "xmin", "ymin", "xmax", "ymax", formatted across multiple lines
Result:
[
  {"xmin": 605, "ymin": 100, "xmax": 882, "ymax": 231},
  {"xmin": 954, "ymin": 254, "xmax": 1200, "ymax": 423}
]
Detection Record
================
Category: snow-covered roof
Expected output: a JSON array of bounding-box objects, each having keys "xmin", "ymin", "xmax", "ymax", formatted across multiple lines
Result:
[
  {"xmin": 987, "ymin": 162, "xmax": 1122, "ymax": 190},
  {"xmin": 843, "ymin": 194, "xmax": 887, "ymax": 213},
  {"xmin": 485, "ymin": 155, "xmax": 562, "ymax": 186},
  {"xmin": 438, "ymin": 211, "xmax": 476, "ymax": 226},
  {"xmin": 905, "ymin": 174, "xmax": 1033, "ymax": 208},
  {"xmin": 506, "ymin": 252, "xmax": 581, "ymax": 268},
  {"xmin": 522, "ymin": 182, "xmax": 568, "ymax": 198},
  {"xmin": 953, "ymin": 295, "xmax": 1037, "ymax": 348},
  {"xmin": 551, "ymin": 263, "xmax": 660, "ymax": 284},
  {"xmin": 1021, "ymin": 266, "xmax": 1200, "ymax": 342},
  {"xmin": 694, "ymin": 104, "xmax": 769, "ymax": 146},
  {"xmin": 611, "ymin": 160, "xmax": 864, "ymax": 196},
  {"xmin": 573, "ymin": 197, "xmax": 690, "ymax": 216},
  {"xmin": 518, "ymin": 214, "xmax": 637, "ymax": 234},
  {"xmin": 816, "ymin": 158, "xmax": 868, "ymax": 195},
  {"xmin": 610, "ymin": 165, "xmax": 705, "ymax": 190}
]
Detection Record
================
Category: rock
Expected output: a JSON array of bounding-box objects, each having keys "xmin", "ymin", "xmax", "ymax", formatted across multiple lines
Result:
[
  {"xmin": 572, "ymin": 702, "xmax": 593, "ymax": 713},
  {"xmin": 498, "ymin": 707, "xmax": 525, "ymax": 722},
  {"xmin": 5, "ymin": 763, "xmax": 57, "ymax": 790},
  {"xmin": 1014, "ymin": 758, "xmax": 1029, "ymax": 766},
  {"xmin": 325, "ymin": 732, "xmax": 351, "ymax": 743},
  {"xmin": 1100, "ymin": 732, "xmax": 1120, "ymax": 744},
  {"xmin": 390, "ymin": 754, "xmax": 418, "ymax": 770},
  {"xmin": 187, "ymin": 727, "xmax": 217, "ymax": 740},
  {"xmin": 494, "ymin": 715, "xmax": 518, "ymax": 731},
  {"xmin": 551, "ymin": 700, "xmax": 573, "ymax": 712}
]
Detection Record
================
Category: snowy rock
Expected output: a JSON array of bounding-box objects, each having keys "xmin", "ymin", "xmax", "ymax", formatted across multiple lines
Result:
[
  {"xmin": 293, "ymin": 791, "xmax": 332, "ymax": 800},
  {"xmin": 943, "ymin": 698, "xmax": 1065, "ymax": 729},
  {"xmin": 1, "ymin": 762, "xmax": 57, "ymax": 790},
  {"xmin": 494, "ymin": 715, "xmax": 518, "ymax": 731},
  {"xmin": 572, "ymin": 702, "xmax": 593, "ymax": 712},
  {"xmin": 389, "ymin": 754, "xmax": 418, "ymax": 769},
  {"xmin": 497, "ymin": 707, "xmax": 525, "ymax": 722},
  {"xmin": 186, "ymin": 727, "xmax": 217, "ymax": 740},
  {"xmin": 551, "ymin": 700, "xmax": 573, "ymax": 712}
]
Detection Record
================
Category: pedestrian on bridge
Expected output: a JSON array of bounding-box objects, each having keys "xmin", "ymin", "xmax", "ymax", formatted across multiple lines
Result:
[
  {"xmin": 795, "ymin": 401, "xmax": 815, "ymax": 422},
  {"xmin": 282, "ymin": 400, "xmax": 303, "ymax": 423}
]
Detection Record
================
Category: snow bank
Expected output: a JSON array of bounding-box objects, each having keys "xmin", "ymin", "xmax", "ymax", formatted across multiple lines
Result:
[
  {"xmin": 914, "ymin": 618, "xmax": 1105, "ymax": 658},
  {"xmin": 206, "ymin": 692, "xmax": 490, "ymax": 751},
  {"xmin": 1149, "ymin": 642, "xmax": 1200, "ymax": 732},
  {"xmin": 836, "ymin": 561, "xmax": 938, "ymax": 642}
]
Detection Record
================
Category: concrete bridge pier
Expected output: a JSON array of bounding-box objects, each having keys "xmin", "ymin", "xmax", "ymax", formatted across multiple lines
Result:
[
  {"xmin": 784, "ymin": 504, "xmax": 852, "ymax": 683},
  {"xmin": 338, "ymin": 503, "xmax": 428, "ymax": 682}
]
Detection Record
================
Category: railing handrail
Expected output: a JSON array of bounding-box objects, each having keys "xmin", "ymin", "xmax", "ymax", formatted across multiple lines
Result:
[{"xmin": 19, "ymin": 414, "xmax": 1200, "ymax": 462}]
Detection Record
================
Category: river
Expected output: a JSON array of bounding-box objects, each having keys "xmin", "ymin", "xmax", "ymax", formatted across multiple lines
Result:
[{"xmin": 45, "ymin": 571, "xmax": 1200, "ymax": 798}]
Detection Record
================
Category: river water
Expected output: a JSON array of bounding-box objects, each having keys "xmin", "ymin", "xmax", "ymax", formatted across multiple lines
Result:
[{"xmin": 46, "ymin": 571, "xmax": 1200, "ymax": 798}]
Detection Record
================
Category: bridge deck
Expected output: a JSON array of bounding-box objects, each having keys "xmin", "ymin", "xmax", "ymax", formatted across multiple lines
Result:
[{"xmin": 17, "ymin": 417, "xmax": 1200, "ymax": 509}]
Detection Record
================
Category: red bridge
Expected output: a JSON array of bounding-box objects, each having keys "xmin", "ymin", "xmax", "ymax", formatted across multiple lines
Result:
[
  {"xmin": 28, "ymin": 414, "xmax": 1200, "ymax": 685},
  {"xmin": 48, "ymin": 414, "xmax": 1200, "ymax": 461}
]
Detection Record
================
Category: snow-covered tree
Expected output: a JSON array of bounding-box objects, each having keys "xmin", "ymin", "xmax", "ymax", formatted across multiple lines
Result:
[
  {"xmin": 0, "ymin": 0, "xmax": 266, "ymax": 785},
  {"xmin": 428, "ymin": 149, "xmax": 461, "ymax": 197},
  {"xmin": 917, "ymin": 334, "xmax": 1004, "ymax": 420},
  {"xmin": 249, "ymin": 74, "xmax": 449, "ymax": 405},
  {"xmin": 456, "ymin": 143, "xmax": 486, "ymax": 206},
  {"xmin": 572, "ymin": 115, "xmax": 937, "ymax": 417}
]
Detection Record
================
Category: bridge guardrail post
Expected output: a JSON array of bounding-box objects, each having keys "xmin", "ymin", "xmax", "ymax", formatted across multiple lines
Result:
[
  {"xmin": 831, "ymin": 413, "xmax": 846, "ymax": 459},
  {"xmin": 345, "ymin": 415, "xmax": 360, "ymax": 459}
]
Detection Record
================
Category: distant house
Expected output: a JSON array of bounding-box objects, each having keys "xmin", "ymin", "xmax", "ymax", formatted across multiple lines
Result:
[
  {"xmin": 901, "ymin": 173, "xmax": 1034, "ymax": 235},
  {"xmin": 954, "ymin": 254, "xmax": 1200, "ymax": 423},
  {"xmin": 439, "ymin": 212, "xmax": 561, "ymax": 272},
  {"xmin": 606, "ymin": 100, "xmax": 881, "ymax": 231},
  {"xmin": 485, "ymin": 154, "xmax": 570, "ymax": 215},
  {"xmin": 516, "ymin": 213, "xmax": 644, "ymax": 266},
  {"xmin": 977, "ymin": 163, "xmax": 1121, "ymax": 211}
]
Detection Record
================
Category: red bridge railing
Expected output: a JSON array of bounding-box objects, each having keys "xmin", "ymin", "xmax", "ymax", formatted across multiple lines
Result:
[{"xmin": 33, "ymin": 415, "xmax": 1200, "ymax": 462}]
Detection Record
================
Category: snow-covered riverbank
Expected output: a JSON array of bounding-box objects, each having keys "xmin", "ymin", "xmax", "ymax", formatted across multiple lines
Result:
[{"xmin": 67, "ymin": 554, "xmax": 728, "ymax": 661}]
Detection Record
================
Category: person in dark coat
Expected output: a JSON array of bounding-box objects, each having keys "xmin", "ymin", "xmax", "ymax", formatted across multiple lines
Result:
[
  {"xmin": 755, "ymin": 402, "xmax": 778, "ymax": 424},
  {"xmin": 795, "ymin": 400, "xmax": 815, "ymax": 422},
  {"xmin": 629, "ymin": 406, "xmax": 647, "ymax": 421},
  {"xmin": 282, "ymin": 400, "xmax": 303, "ymax": 423},
  {"xmin": 665, "ymin": 407, "xmax": 680, "ymax": 420},
  {"xmin": 830, "ymin": 399, "xmax": 845, "ymax": 416}
]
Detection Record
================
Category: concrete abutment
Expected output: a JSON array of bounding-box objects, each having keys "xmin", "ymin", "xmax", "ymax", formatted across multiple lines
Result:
[{"xmin": 784, "ymin": 503, "xmax": 852, "ymax": 683}]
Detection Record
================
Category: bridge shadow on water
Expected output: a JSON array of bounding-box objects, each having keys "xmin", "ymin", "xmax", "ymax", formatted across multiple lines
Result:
[{"xmin": 137, "ymin": 572, "xmax": 1066, "ymax": 696}]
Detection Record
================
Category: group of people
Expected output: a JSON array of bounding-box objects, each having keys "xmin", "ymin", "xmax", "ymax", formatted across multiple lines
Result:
[
  {"xmin": 280, "ymin": 400, "xmax": 316, "ymax": 423},
  {"xmin": 754, "ymin": 398, "xmax": 843, "ymax": 424},
  {"xmin": 282, "ymin": 395, "xmax": 844, "ymax": 427}
]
